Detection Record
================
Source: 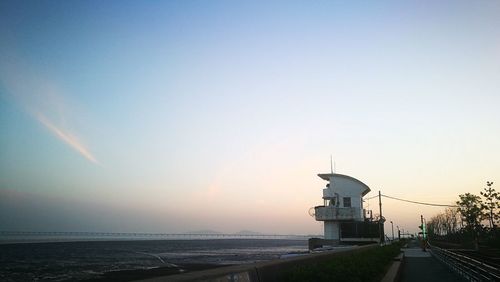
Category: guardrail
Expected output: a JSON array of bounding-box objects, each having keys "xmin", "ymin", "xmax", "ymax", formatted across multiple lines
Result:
[{"xmin": 430, "ymin": 244, "xmax": 500, "ymax": 281}]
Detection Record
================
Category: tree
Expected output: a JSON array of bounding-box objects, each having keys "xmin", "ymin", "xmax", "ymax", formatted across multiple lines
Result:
[
  {"xmin": 443, "ymin": 207, "xmax": 459, "ymax": 234},
  {"xmin": 480, "ymin": 181, "xmax": 500, "ymax": 229},
  {"xmin": 427, "ymin": 208, "xmax": 459, "ymax": 237},
  {"xmin": 456, "ymin": 193, "xmax": 484, "ymax": 249}
]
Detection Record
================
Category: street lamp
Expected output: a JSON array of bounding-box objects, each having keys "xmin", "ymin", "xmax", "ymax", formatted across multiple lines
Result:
[
  {"xmin": 390, "ymin": 221, "xmax": 394, "ymax": 241},
  {"xmin": 397, "ymin": 225, "xmax": 400, "ymax": 240}
]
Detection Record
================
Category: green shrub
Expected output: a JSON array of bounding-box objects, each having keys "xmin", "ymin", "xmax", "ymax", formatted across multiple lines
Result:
[{"xmin": 281, "ymin": 243, "xmax": 401, "ymax": 282}]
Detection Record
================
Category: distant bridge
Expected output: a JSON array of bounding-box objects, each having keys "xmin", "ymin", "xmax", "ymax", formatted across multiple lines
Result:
[{"xmin": 0, "ymin": 231, "xmax": 315, "ymax": 240}]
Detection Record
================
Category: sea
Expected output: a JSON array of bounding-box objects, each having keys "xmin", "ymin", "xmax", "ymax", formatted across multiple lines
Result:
[{"xmin": 0, "ymin": 238, "xmax": 308, "ymax": 281}]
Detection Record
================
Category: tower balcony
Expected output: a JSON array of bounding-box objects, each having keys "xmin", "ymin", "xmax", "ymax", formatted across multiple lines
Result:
[{"xmin": 314, "ymin": 206, "xmax": 363, "ymax": 221}]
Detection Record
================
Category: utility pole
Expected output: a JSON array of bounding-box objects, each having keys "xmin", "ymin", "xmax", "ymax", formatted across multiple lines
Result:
[
  {"xmin": 378, "ymin": 190, "xmax": 384, "ymax": 243},
  {"xmin": 421, "ymin": 214, "xmax": 426, "ymax": 252},
  {"xmin": 390, "ymin": 221, "xmax": 394, "ymax": 241}
]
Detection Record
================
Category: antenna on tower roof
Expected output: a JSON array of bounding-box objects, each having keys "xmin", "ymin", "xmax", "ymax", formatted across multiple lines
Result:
[{"xmin": 330, "ymin": 155, "xmax": 333, "ymax": 174}]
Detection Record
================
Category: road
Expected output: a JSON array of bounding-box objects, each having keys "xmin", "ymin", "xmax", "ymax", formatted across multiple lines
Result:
[{"xmin": 400, "ymin": 239, "xmax": 466, "ymax": 282}]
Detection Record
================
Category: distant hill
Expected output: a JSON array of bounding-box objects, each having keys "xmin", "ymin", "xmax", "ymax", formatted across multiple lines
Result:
[
  {"xmin": 187, "ymin": 229, "xmax": 221, "ymax": 234},
  {"xmin": 234, "ymin": 230, "xmax": 262, "ymax": 235}
]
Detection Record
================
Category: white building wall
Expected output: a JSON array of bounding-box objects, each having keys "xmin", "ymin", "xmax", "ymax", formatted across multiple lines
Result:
[
  {"xmin": 324, "ymin": 221, "xmax": 339, "ymax": 240},
  {"xmin": 327, "ymin": 175, "xmax": 365, "ymax": 220},
  {"xmin": 323, "ymin": 188, "xmax": 334, "ymax": 199}
]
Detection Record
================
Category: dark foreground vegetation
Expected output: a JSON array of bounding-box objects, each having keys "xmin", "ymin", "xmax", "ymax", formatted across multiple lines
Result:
[{"xmin": 281, "ymin": 242, "xmax": 403, "ymax": 282}]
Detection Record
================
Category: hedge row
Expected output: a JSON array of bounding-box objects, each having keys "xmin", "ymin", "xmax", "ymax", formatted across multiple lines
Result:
[{"xmin": 281, "ymin": 242, "xmax": 402, "ymax": 282}]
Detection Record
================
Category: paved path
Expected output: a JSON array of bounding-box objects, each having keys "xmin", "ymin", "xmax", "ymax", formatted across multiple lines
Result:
[{"xmin": 400, "ymin": 240, "xmax": 466, "ymax": 282}]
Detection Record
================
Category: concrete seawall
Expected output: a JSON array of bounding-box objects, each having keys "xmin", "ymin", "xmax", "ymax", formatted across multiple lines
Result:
[{"xmin": 137, "ymin": 244, "xmax": 378, "ymax": 282}]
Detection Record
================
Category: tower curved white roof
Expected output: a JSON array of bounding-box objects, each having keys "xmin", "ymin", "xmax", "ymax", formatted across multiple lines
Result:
[{"xmin": 317, "ymin": 173, "xmax": 371, "ymax": 196}]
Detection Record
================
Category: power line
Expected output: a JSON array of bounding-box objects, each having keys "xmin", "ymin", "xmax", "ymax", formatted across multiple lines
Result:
[
  {"xmin": 364, "ymin": 194, "xmax": 379, "ymax": 201},
  {"xmin": 382, "ymin": 194, "xmax": 458, "ymax": 207}
]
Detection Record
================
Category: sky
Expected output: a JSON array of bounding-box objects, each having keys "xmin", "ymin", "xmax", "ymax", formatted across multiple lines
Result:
[{"xmin": 1, "ymin": 1, "xmax": 499, "ymax": 235}]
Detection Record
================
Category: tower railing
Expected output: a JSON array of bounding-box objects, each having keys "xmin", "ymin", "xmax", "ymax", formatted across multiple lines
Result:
[{"xmin": 314, "ymin": 206, "xmax": 362, "ymax": 221}]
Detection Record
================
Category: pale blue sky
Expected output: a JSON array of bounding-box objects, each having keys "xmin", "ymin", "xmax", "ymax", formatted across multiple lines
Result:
[{"xmin": 1, "ymin": 1, "xmax": 499, "ymax": 234}]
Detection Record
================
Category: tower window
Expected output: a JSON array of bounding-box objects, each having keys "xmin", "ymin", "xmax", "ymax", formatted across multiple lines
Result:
[{"xmin": 343, "ymin": 197, "xmax": 351, "ymax": 208}]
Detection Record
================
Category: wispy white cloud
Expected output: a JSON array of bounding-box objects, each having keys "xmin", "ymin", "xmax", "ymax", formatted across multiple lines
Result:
[
  {"xmin": 36, "ymin": 113, "xmax": 99, "ymax": 164},
  {"xmin": 0, "ymin": 57, "xmax": 100, "ymax": 165}
]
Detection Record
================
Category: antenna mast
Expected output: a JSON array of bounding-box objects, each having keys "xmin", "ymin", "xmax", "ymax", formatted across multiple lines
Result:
[{"xmin": 330, "ymin": 155, "xmax": 333, "ymax": 173}]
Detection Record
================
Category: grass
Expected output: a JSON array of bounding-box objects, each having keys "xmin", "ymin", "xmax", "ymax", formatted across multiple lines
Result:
[{"xmin": 281, "ymin": 242, "xmax": 403, "ymax": 282}]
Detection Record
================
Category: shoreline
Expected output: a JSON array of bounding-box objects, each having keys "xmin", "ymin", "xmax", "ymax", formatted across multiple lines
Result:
[
  {"xmin": 0, "ymin": 238, "xmax": 308, "ymax": 281},
  {"xmin": 83, "ymin": 263, "xmax": 227, "ymax": 282}
]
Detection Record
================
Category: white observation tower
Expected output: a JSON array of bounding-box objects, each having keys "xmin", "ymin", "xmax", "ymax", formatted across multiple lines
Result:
[{"xmin": 313, "ymin": 173, "xmax": 371, "ymax": 243}]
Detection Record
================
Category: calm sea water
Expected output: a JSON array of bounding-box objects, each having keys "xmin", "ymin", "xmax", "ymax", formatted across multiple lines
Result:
[{"xmin": 0, "ymin": 239, "xmax": 308, "ymax": 281}]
